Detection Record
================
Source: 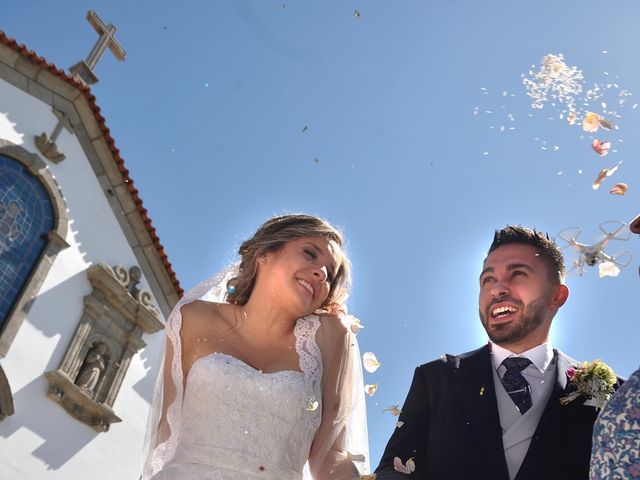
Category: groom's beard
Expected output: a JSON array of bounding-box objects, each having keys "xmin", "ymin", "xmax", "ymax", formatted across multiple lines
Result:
[{"xmin": 479, "ymin": 291, "xmax": 550, "ymax": 346}]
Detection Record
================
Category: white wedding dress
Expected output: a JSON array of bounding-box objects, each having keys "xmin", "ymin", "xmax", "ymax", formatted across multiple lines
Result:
[
  {"xmin": 151, "ymin": 317, "xmax": 323, "ymax": 480},
  {"xmin": 142, "ymin": 270, "xmax": 369, "ymax": 480}
]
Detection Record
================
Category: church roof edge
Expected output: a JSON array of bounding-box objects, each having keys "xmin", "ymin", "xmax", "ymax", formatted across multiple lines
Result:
[{"xmin": 0, "ymin": 30, "xmax": 184, "ymax": 298}]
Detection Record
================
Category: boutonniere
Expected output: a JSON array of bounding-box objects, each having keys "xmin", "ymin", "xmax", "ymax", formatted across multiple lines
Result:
[{"xmin": 559, "ymin": 359, "xmax": 616, "ymax": 409}]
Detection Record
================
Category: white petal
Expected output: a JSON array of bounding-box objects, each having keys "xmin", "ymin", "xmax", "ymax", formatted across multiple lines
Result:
[
  {"xmin": 364, "ymin": 384, "xmax": 378, "ymax": 396},
  {"xmin": 350, "ymin": 317, "xmax": 364, "ymax": 334},
  {"xmin": 363, "ymin": 352, "xmax": 381, "ymax": 373},
  {"xmin": 598, "ymin": 262, "xmax": 620, "ymax": 278}
]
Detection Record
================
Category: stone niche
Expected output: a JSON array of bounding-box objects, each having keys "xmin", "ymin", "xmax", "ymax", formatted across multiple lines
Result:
[{"xmin": 45, "ymin": 264, "xmax": 164, "ymax": 432}]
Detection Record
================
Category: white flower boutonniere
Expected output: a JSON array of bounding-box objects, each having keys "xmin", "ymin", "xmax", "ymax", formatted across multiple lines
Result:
[{"xmin": 560, "ymin": 359, "xmax": 616, "ymax": 409}]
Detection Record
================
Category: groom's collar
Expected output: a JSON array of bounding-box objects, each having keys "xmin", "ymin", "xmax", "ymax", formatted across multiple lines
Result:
[{"xmin": 489, "ymin": 341, "xmax": 555, "ymax": 374}]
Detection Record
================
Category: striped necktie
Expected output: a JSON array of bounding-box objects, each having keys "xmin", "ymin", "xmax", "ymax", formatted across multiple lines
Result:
[{"xmin": 501, "ymin": 357, "xmax": 532, "ymax": 414}]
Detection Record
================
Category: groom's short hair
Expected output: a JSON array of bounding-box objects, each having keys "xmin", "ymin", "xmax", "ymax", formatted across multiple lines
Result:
[{"xmin": 487, "ymin": 225, "xmax": 565, "ymax": 284}]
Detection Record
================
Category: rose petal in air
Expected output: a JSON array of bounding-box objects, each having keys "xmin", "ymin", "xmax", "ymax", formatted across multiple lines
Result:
[
  {"xmin": 599, "ymin": 117, "xmax": 613, "ymax": 130},
  {"xmin": 582, "ymin": 112, "xmax": 601, "ymax": 132},
  {"xmin": 363, "ymin": 352, "xmax": 381, "ymax": 373},
  {"xmin": 591, "ymin": 139, "xmax": 611, "ymax": 156},
  {"xmin": 349, "ymin": 317, "xmax": 364, "ymax": 334},
  {"xmin": 599, "ymin": 261, "xmax": 620, "ymax": 278},
  {"xmin": 567, "ymin": 111, "xmax": 577, "ymax": 125},
  {"xmin": 393, "ymin": 457, "xmax": 416, "ymax": 474},
  {"xmin": 592, "ymin": 165, "xmax": 619, "ymax": 190},
  {"xmin": 364, "ymin": 384, "xmax": 378, "ymax": 396},
  {"xmin": 383, "ymin": 404, "xmax": 402, "ymax": 416},
  {"xmin": 609, "ymin": 183, "xmax": 628, "ymax": 195}
]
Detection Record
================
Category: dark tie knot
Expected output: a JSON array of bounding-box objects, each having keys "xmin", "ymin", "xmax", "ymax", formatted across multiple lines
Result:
[{"xmin": 502, "ymin": 356, "xmax": 532, "ymax": 373}]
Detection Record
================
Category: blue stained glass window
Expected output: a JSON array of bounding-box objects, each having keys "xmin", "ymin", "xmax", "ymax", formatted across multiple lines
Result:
[{"xmin": 0, "ymin": 154, "xmax": 54, "ymax": 331}]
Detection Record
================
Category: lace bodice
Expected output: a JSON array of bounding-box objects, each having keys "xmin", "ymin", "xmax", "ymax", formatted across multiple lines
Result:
[{"xmin": 150, "ymin": 316, "xmax": 322, "ymax": 480}]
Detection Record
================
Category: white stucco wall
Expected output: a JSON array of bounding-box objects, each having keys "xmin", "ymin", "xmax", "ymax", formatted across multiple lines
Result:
[{"xmin": 0, "ymin": 77, "xmax": 166, "ymax": 479}]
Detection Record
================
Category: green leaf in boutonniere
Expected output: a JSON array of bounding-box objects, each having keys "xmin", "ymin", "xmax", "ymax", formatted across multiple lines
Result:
[{"xmin": 560, "ymin": 359, "xmax": 616, "ymax": 409}]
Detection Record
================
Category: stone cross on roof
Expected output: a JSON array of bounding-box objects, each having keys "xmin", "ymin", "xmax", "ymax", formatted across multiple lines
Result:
[{"xmin": 70, "ymin": 11, "xmax": 126, "ymax": 86}]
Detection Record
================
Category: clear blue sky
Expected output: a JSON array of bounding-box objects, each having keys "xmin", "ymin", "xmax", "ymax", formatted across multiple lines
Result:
[{"xmin": 3, "ymin": 0, "xmax": 640, "ymax": 468}]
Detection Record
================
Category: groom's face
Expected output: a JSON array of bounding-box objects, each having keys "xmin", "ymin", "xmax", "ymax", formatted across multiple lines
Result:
[{"xmin": 478, "ymin": 243, "xmax": 559, "ymax": 351}]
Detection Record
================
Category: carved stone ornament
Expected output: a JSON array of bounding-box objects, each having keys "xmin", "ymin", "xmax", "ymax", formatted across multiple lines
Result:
[
  {"xmin": 34, "ymin": 132, "xmax": 65, "ymax": 163},
  {"xmin": 44, "ymin": 263, "xmax": 163, "ymax": 432},
  {"xmin": 34, "ymin": 108, "xmax": 73, "ymax": 163}
]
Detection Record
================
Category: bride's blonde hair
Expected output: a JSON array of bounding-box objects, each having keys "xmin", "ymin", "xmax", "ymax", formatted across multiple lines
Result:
[{"xmin": 226, "ymin": 214, "xmax": 351, "ymax": 308}]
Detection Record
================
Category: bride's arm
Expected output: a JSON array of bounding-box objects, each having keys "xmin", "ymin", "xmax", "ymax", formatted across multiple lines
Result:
[{"xmin": 308, "ymin": 315, "xmax": 369, "ymax": 480}]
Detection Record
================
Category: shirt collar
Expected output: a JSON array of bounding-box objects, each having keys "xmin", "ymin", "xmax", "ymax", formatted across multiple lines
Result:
[{"xmin": 490, "ymin": 341, "xmax": 554, "ymax": 374}]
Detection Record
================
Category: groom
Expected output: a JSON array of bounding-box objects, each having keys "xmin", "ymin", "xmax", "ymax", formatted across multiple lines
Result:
[{"xmin": 375, "ymin": 226, "xmax": 602, "ymax": 480}]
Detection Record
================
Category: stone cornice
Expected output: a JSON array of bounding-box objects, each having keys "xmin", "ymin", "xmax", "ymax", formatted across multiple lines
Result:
[{"xmin": 86, "ymin": 264, "xmax": 164, "ymax": 334}]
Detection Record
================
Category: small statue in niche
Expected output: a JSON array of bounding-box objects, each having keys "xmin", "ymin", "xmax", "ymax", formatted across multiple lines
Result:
[
  {"xmin": 127, "ymin": 266, "xmax": 142, "ymax": 298},
  {"xmin": 75, "ymin": 342, "xmax": 109, "ymax": 397}
]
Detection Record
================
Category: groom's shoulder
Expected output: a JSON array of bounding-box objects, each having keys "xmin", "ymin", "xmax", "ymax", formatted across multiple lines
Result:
[{"xmin": 417, "ymin": 344, "xmax": 489, "ymax": 373}]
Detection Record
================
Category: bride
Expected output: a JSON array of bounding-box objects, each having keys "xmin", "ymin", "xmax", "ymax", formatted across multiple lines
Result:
[{"xmin": 142, "ymin": 214, "xmax": 369, "ymax": 480}]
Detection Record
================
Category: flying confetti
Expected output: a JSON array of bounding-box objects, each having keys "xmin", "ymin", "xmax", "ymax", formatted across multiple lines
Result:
[{"xmin": 523, "ymin": 53, "xmax": 584, "ymax": 112}]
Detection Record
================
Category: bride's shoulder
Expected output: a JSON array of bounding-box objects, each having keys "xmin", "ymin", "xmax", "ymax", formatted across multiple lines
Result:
[{"xmin": 180, "ymin": 301, "xmax": 233, "ymax": 334}]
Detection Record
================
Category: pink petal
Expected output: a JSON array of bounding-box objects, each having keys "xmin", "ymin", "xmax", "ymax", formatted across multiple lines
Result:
[
  {"xmin": 609, "ymin": 183, "xmax": 628, "ymax": 195},
  {"xmin": 591, "ymin": 139, "xmax": 611, "ymax": 156},
  {"xmin": 393, "ymin": 457, "xmax": 416, "ymax": 474}
]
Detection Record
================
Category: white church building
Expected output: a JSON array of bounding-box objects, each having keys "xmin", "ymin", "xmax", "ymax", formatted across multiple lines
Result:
[{"xmin": 0, "ymin": 13, "xmax": 180, "ymax": 479}]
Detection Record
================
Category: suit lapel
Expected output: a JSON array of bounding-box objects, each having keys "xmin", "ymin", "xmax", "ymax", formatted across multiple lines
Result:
[
  {"xmin": 453, "ymin": 345, "xmax": 510, "ymax": 479},
  {"xmin": 514, "ymin": 350, "xmax": 578, "ymax": 480}
]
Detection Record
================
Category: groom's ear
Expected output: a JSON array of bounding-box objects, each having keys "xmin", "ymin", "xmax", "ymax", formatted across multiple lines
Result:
[{"xmin": 551, "ymin": 284, "xmax": 569, "ymax": 308}]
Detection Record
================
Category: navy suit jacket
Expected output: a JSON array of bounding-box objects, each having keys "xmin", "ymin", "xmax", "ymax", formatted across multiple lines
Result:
[{"xmin": 375, "ymin": 345, "xmax": 600, "ymax": 480}]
